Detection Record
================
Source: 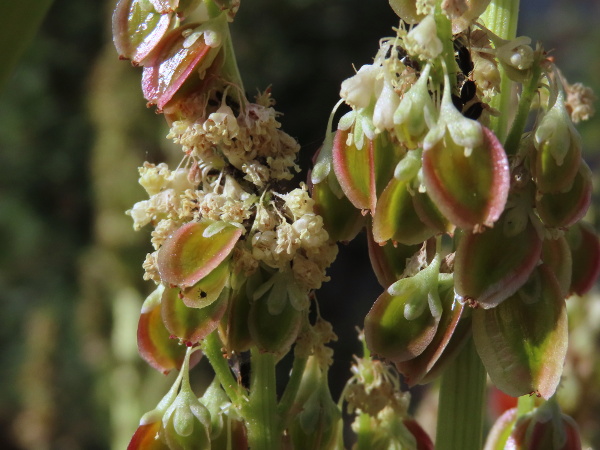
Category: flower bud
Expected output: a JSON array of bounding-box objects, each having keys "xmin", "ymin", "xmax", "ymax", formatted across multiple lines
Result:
[
  {"xmin": 373, "ymin": 77, "xmax": 401, "ymax": 132},
  {"xmin": 162, "ymin": 388, "xmax": 212, "ymax": 449},
  {"xmin": 495, "ymin": 36, "xmax": 535, "ymax": 82},
  {"xmin": 507, "ymin": 399, "xmax": 582, "ymax": 450},
  {"xmin": 534, "ymin": 92, "xmax": 582, "ymax": 194},
  {"xmin": 394, "ymin": 65, "xmax": 435, "ymax": 147},
  {"xmin": 289, "ymin": 357, "xmax": 342, "ymax": 450}
]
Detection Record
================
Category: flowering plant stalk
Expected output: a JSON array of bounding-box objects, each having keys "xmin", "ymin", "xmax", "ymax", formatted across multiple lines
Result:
[{"xmin": 113, "ymin": 0, "xmax": 598, "ymax": 448}]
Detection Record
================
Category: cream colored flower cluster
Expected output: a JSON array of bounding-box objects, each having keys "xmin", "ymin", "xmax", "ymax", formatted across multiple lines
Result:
[{"xmin": 129, "ymin": 95, "xmax": 337, "ymax": 298}]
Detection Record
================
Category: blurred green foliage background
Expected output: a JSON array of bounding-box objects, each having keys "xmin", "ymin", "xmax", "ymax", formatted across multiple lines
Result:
[{"xmin": 1, "ymin": 0, "xmax": 598, "ymax": 448}]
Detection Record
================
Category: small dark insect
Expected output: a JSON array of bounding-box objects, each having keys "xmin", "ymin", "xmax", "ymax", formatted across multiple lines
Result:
[
  {"xmin": 463, "ymin": 102, "xmax": 484, "ymax": 120},
  {"xmin": 199, "ymin": 290, "xmax": 207, "ymax": 299},
  {"xmin": 453, "ymin": 34, "xmax": 474, "ymax": 76},
  {"xmin": 460, "ymin": 79, "xmax": 477, "ymax": 104}
]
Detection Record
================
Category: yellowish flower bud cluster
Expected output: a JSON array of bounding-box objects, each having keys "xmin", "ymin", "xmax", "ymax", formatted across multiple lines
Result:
[{"xmin": 129, "ymin": 91, "xmax": 337, "ymax": 305}]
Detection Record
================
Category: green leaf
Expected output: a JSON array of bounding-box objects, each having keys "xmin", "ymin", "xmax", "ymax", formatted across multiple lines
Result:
[
  {"xmin": 157, "ymin": 220, "xmax": 242, "ymax": 288},
  {"xmin": 473, "ymin": 265, "xmax": 568, "ymax": 399},
  {"xmin": 0, "ymin": 0, "xmax": 54, "ymax": 93}
]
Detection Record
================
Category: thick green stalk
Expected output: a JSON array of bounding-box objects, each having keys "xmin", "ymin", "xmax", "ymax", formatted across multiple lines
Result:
[
  {"xmin": 201, "ymin": 331, "xmax": 245, "ymax": 404},
  {"xmin": 481, "ymin": 0, "xmax": 521, "ymax": 141},
  {"xmin": 435, "ymin": 337, "xmax": 487, "ymax": 450},
  {"xmin": 245, "ymin": 347, "xmax": 281, "ymax": 450}
]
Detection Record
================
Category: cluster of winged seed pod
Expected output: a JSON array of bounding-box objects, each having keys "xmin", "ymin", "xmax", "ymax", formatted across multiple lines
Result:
[
  {"xmin": 311, "ymin": 3, "xmax": 600, "ymax": 400},
  {"xmin": 114, "ymin": 0, "xmax": 339, "ymax": 447}
]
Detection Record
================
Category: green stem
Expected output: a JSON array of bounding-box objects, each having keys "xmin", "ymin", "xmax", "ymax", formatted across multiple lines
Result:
[
  {"xmin": 434, "ymin": 2, "xmax": 457, "ymax": 88},
  {"xmin": 481, "ymin": 0, "xmax": 521, "ymax": 141},
  {"xmin": 277, "ymin": 354, "xmax": 308, "ymax": 425},
  {"xmin": 503, "ymin": 62, "xmax": 542, "ymax": 155},
  {"xmin": 435, "ymin": 336, "xmax": 487, "ymax": 450},
  {"xmin": 516, "ymin": 394, "xmax": 535, "ymax": 417},
  {"xmin": 201, "ymin": 331, "xmax": 244, "ymax": 404},
  {"xmin": 245, "ymin": 347, "xmax": 281, "ymax": 450}
]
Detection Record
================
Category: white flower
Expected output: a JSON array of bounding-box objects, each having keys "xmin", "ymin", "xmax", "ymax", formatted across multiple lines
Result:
[
  {"xmin": 404, "ymin": 15, "xmax": 443, "ymax": 61},
  {"xmin": 340, "ymin": 64, "xmax": 383, "ymax": 109}
]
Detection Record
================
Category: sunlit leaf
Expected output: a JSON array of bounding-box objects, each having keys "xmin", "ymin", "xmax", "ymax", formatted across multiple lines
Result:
[
  {"xmin": 157, "ymin": 220, "xmax": 242, "ymax": 288},
  {"xmin": 473, "ymin": 265, "xmax": 567, "ymax": 399},
  {"xmin": 454, "ymin": 214, "xmax": 542, "ymax": 308},
  {"xmin": 162, "ymin": 286, "xmax": 229, "ymax": 344},
  {"xmin": 422, "ymin": 126, "xmax": 509, "ymax": 229}
]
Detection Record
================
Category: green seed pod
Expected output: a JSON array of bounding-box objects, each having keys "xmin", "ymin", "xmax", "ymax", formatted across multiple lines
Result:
[
  {"xmin": 506, "ymin": 400, "xmax": 582, "ymax": 450},
  {"xmin": 536, "ymin": 161, "xmax": 592, "ymax": 229},
  {"xmin": 112, "ymin": 0, "xmax": 174, "ymax": 64},
  {"xmin": 454, "ymin": 213, "xmax": 542, "ymax": 309},
  {"xmin": 157, "ymin": 220, "xmax": 242, "ymax": 288},
  {"xmin": 364, "ymin": 255, "xmax": 442, "ymax": 362},
  {"xmin": 138, "ymin": 285, "xmax": 190, "ymax": 374},
  {"xmin": 162, "ymin": 285, "xmax": 229, "ymax": 345},
  {"xmin": 372, "ymin": 175, "xmax": 438, "ymax": 245},
  {"xmin": 566, "ymin": 222, "xmax": 600, "ymax": 296},
  {"xmin": 473, "ymin": 265, "xmax": 568, "ymax": 399},
  {"xmin": 422, "ymin": 126, "xmax": 510, "ymax": 230}
]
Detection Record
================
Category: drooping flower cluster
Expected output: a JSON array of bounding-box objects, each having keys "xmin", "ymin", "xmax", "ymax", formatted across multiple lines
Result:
[
  {"xmin": 113, "ymin": 0, "xmax": 339, "ymax": 447},
  {"xmin": 311, "ymin": 2, "xmax": 600, "ymax": 404}
]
